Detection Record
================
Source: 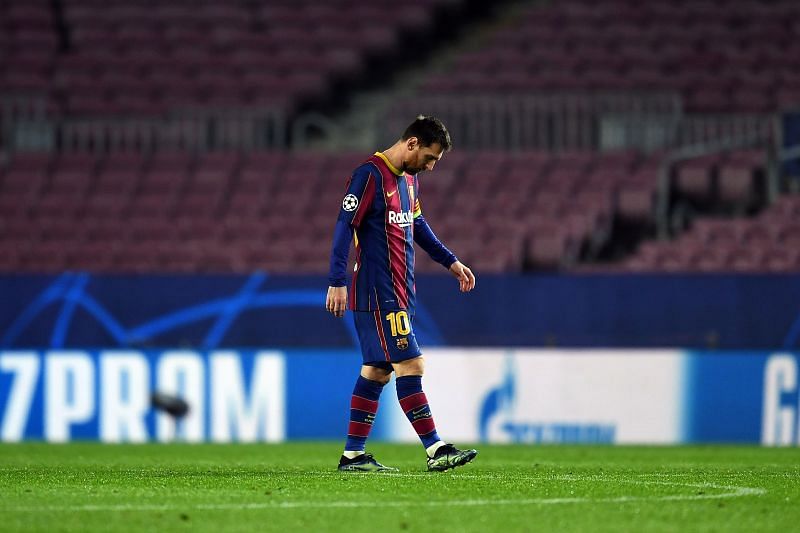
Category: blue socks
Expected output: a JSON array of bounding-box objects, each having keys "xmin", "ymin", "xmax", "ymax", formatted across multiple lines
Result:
[
  {"xmin": 344, "ymin": 375, "xmax": 384, "ymax": 452},
  {"xmin": 395, "ymin": 375, "xmax": 441, "ymax": 449}
]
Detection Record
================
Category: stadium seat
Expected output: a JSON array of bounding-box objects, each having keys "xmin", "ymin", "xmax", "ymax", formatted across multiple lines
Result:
[
  {"xmin": 526, "ymin": 224, "xmax": 575, "ymax": 270},
  {"xmin": 675, "ymin": 157, "xmax": 718, "ymax": 204},
  {"xmin": 616, "ymin": 173, "xmax": 656, "ymax": 223}
]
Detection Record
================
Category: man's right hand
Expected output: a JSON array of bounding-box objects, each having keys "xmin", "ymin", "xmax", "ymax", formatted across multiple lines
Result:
[{"xmin": 326, "ymin": 286, "xmax": 348, "ymax": 318}]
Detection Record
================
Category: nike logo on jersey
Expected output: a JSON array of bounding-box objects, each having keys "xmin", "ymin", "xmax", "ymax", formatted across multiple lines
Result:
[{"xmin": 386, "ymin": 190, "xmax": 397, "ymax": 197}]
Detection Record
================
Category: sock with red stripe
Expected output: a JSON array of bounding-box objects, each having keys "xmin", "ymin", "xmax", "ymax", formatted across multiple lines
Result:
[
  {"xmin": 344, "ymin": 375, "xmax": 384, "ymax": 453},
  {"xmin": 396, "ymin": 375, "xmax": 442, "ymax": 450}
]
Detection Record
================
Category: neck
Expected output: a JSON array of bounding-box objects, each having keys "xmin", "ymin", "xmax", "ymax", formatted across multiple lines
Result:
[{"xmin": 381, "ymin": 142, "xmax": 405, "ymax": 173}]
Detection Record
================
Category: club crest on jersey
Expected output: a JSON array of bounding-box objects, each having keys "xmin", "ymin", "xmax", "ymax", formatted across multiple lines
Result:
[
  {"xmin": 397, "ymin": 337, "xmax": 409, "ymax": 350},
  {"xmin": 388, "ymin": 210, "xmax": 413, "ymax": 228},
  {"xmin": 342, "ymin": 194, "xmax": 359, "ymax": 211}
]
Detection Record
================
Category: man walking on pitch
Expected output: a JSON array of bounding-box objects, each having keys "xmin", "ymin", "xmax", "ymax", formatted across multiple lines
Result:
[{"xmin": 326, "ymin": 116, "xmax": 477, "ymax": 472}]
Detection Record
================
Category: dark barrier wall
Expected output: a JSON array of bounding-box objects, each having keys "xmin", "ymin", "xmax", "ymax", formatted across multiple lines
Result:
[{"xmin": 2, "ymin": 273, "xmax": 800, "ymax": 350}]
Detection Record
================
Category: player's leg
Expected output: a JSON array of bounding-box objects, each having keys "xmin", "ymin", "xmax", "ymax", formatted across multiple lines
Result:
[
  {"xmin": 393, "ymin": 355, "xmax": 478, "ymax": 472},
  {"xmin": 393, "ymin": 356, "xmax": 445, "ymax": 454},
  {"xmin": 338, "ymin": 312, "xmax": 398, "ymax": 472},
  {"xmin": 342, "ymin": 365, "xmax": 390, "ymax": 457}
]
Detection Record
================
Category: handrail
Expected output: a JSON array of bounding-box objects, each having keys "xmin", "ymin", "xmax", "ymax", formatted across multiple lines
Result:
[
  {"xmin": 0, "ymin": 92, "xmax": 788, "ymax": 157},
  {"xmin": 1, "ymin": 94, "xmax": 288, "ymax": 153},
  {"xmin": 382, "ymin": 92, "xmax": 683, "ymax": 151}
]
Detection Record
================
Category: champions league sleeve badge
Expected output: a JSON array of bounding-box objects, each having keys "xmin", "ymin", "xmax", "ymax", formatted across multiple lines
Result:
[{"xmin": 342, "ymin": 194, "xmax": 359, "ymax": 211}]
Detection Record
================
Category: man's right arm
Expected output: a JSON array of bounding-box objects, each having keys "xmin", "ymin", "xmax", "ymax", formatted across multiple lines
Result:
[
  {"xmin": 326, "ymin": 167, "xmax": 374, "ymax": 317},
  {"xmin": 328, "ymin": 219, "xmax": 353, "ymax": 289},
  {"xmin": 326, "ymin": 220, "xmax": 353, "ymax": 318}
]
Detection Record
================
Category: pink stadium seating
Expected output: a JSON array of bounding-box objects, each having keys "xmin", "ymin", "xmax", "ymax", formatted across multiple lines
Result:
[
  {"xmin": 617, "ymin": 192, "xmax": 800, "ymax": 273},
  {"xmin": 416, "ymin": 0, "xmax": 800, "ymax": 112},
  {"xmin": 0, "ymin": 1, "xmax": 793, "ymax": 274},
  {"xmin": 0, "ymin": 149, "xmax": 678, "ymax": 273},
  {"xmin": 1, "ymin": 0, "xmax": 460, "ymax": 119},
  {"xmin": 673, "ymin": 149, "xmax": 767, "ymax": 211}
]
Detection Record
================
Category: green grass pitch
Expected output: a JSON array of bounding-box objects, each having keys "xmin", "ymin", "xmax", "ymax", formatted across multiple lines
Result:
[{"xmin": 1, "ymin": 443, "xmax": 799, "ymax": 532}]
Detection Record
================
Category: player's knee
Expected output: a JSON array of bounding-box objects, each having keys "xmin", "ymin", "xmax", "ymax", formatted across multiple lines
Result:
[
  {"xmin": 360, "ymin": 365, "xmax": 392, "ymax": 384},
  {"xmin": 394, "ymin": 356, "xmax": 425, "ymax": 377},
  {"xmin": 373, "ymin": 373, "xmax": 392, "ymax": 385}
]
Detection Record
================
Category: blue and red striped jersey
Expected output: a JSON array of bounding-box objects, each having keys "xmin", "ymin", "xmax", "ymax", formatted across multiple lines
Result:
[{"xmin": 328, "ymin": 152, "xmax": 456, "ymax": 313}]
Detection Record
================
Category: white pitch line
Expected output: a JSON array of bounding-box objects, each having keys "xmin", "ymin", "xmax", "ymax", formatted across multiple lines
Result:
[{"xmin": 4, "ymin": 480, "xmax": 765, "ymax": 513}]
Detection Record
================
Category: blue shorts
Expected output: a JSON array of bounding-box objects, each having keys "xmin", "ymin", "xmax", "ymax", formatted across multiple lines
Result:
[{"xmin": 352, "ymin": 310, "xmax": 422, "ymax": 370}]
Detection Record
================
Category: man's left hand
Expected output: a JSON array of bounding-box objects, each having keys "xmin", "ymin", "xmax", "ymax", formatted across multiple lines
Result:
[{"xmin": 449, "ymin": 261, "xmax": 476, "ymax": 293}]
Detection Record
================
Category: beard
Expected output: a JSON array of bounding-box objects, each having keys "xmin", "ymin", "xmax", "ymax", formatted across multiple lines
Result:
[{"xmin": 401, "ymin": 162, "xmax": 423, "ymax": 175}]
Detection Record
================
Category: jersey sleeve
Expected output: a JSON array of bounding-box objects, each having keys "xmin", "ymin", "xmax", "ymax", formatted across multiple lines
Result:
[
  {"xmin": 328, "ymin": 220, "xmax": 352, "ymax": 287},
  {"xmin": 328, "ymin": 167, "xmax": 375, "ymax": 286},
  {"xmin": 338, "ymin": 166, "xmax": 375, "ymax": 228},
  {"xmin": 414, "ymin": 214, "xmax": 458, "ymax": 269}
]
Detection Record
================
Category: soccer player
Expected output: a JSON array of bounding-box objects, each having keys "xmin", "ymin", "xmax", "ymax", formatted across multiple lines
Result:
[{"xmin": 326, "ymin": 116, "xmax": 478, "ymax": 472}]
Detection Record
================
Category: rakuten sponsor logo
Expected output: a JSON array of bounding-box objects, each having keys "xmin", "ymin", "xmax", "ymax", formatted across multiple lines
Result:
[{"xmin": 388, "ymin": 210, "xmax": 413, "ymax": 227}]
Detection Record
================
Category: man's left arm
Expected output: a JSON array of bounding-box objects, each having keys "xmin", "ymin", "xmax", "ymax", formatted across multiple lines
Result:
[{"xmin": 413, "ymin": 213, "xmax": 476, "ymax": 292}]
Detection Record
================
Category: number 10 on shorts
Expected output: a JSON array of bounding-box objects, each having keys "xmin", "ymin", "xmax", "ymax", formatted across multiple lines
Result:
[{"xmin": 385, "ymin": 311, "xmax": 410, "ymax": 337}]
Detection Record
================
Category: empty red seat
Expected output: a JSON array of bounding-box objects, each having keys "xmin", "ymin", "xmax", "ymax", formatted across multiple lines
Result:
[
  {"xmin": 66, "ymin": 241, "xmax": 116, "ymax": 272},
  {"xmin": 129, "ymin": 194, "xmax": 176, "ymax": 218},
  {"xmin": 18, "ymin": 243, "xmax": 69, "ymax": 273},
  {"xmin": 779, "ymin": 223, "xmax": 800, "ymax": 248},
  {"xmin": 112, "ymin": 243, "xmax": 160, "ymax": 273},
  {"xmin": 0, "ymin": 247, "xmax": 22, "ymax": 271},
  {"xmin": 690, "ymin": 248, "xmax": 728, "ymax": 272},
  {"xmin": 174, "ymin": 192, "xmax": 223, "ymax": 218},
  {"xmin": 83, "ymin": 193, "xmax": 129, "ymax": 218},
  {"xmin": 1, "ymin": 168, "xmax": 47, "ymax": 197},
  {"xmin": 726, "ymin": 248, "xmax": 759, "ymax": 272},
  {"xmin": 526, "ymin": 224, "xmax": 575, "ymax": 269},
  {"xmin": 697, "ymin": 218, "xmax": 755, "ymax": 247},
  {"xmin": 742, "ymin": 223, "xmax": 778, "ymax": 245},
  {"xmin": 717, "ymin": 166, "xmax": 757, "ymax": 207},
  {"xmin": 675, "ymin": 156, "xmax": 719, "ymax": 204},
  {"xmin": 158, "ymin": 242, "xmax": 203, "ymax": 273},
  {"xmin": 175, "ymin": 217, "xmax": 224, "ymax": 241},
  {"xmin": 93, "ymin": 169, "xmax": 140, "ymax": 195},
  {"xmin": 616, "ymin": 173, "xmax": 656, "ymax": 222},
  {"xmin": 139, "ymin": 170, "xmax": 187, "ymax": 195},
  {"xmin": 761, "ymin": 249, "xmax": 799, "ymax": 272}
]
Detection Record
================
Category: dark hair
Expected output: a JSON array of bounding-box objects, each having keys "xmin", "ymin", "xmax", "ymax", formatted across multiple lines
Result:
[{"xmin": 401, "ymin": 115, "xmax": 452, "ymax": 152}]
